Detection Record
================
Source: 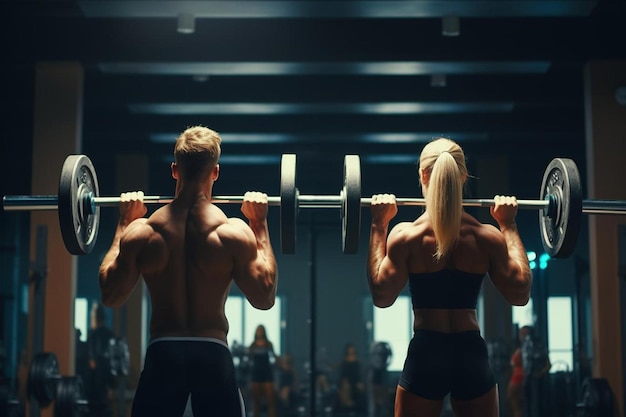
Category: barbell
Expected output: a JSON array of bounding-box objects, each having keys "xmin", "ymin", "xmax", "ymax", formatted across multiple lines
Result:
[
  {"xmin": 28, "ymin": 352, "xmax": 61, "ymax": 407},
  {"xmin": 26, "ymin": 347, "xmax": 127, "ymax": 417},
  {"xmin": 3, "ymin": 154, "xmax": 626, "ymax": 258},
  {"xmin": 54, "ymin": 376, "xmax": 89, "ymax": 417}
]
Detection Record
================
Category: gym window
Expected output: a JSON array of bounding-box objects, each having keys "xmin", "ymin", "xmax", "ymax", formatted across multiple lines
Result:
[
  {"xmin": 547, "ymin": 296, "xmax": 574, "ymax": 373},
  {"xmin": 74, "ymin": 297, "xmax": 88, "ymax": 342},
  {"xmin": 372, "ymin": 295, "xmax": 413, "ymax": 372},
  {"xmin": 512, "ymin": 298, "xmax": 534, "ymax": 328},
  {"xmin": 225, "ymin": 295, "xmax": 283, "ymax": 355}
]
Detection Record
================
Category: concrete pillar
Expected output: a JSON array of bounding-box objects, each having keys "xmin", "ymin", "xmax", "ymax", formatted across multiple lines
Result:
[
  {"xmin": 584, "ymin": 60, "xmax": 626, "ymax": 416},
  {"xmin": 28, "ymin": 62, "xmax": 84, "ymax": 417}
]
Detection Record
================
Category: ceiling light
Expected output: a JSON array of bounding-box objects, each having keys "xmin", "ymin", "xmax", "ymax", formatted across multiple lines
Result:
[
  {"xmin": 431, "ymin": 74, "xmax": 447, "ymax": 87},
  {"xmin": 442, "ymin": 16, "xmax": 460, "ymax": 37},
  {"xmin": 192, "ymin": 74, "xmax": 209, "ymax": 82},
  {"xmin": 98, "ymin": 61, "xmax": 551, "ymax": 76},
  {"xmin": 177, "ymin": 13, "xmax": 195, "ymax": 34}
]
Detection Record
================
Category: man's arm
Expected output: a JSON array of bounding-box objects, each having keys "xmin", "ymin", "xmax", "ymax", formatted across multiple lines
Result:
[
  {"xmin": 231, "ymin": 192, "xmax": 278, "ymax": 310},
  {"xmin": 98, "ymin": 193, "xmax": 148, "ymax": 308}
]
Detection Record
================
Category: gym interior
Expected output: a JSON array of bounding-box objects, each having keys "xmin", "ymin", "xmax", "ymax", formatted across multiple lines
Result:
[{"xmin": 1, "ymin": 1, "xmax": 625, "ymax": 417}]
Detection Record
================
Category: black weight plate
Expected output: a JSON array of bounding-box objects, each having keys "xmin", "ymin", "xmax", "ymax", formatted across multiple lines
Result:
[
  {"xmin": 342, "ymin": 155, "xmax": 362, "ymax": 254},
  {"xmin": 539, "ymin": 158, "xmax": 582, "ymax": 259},
  {"xmin": 28, "ymin": 352, "xmax": 59, "ymax": 407},
  {"xmin": 58, "ymin": 155, "xmax": 100, "ymax": 255},
  {"xmin": 54, "ymin": 376, "xmax": 86, "ymax": 417},
  {"xmin": 280, "ymin": 154, "xmax": 297, "ymax": 254}
]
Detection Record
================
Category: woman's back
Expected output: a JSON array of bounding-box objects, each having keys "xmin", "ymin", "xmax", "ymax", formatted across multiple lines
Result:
[{"xmin": 401, "ymin": 211, "xmax": 507, "ymax": 332}]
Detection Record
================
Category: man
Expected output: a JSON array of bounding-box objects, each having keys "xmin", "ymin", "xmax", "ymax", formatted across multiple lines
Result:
[{"xmin": 98, "ymin": 126, "xmax": 278, "ymax": 417}]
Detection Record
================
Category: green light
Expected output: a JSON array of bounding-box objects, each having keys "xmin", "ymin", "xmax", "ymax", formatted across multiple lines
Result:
[
  {"xmin": 527, "ymin": 251, "xmax": 537, "ymax": 262},
  {"xmin": 529, "ymin": 261, "xmax": 537, "ymax": 270}
]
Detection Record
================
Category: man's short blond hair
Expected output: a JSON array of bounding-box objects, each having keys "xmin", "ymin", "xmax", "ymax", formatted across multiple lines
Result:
[{"xmin": 173, "ymin": 126, "xmax": 222, "ymax": 180}]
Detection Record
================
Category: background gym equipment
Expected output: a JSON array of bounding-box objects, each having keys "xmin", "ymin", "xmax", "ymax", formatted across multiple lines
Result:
[
  {"xmin": 575, "ymin": 378, "xmax": 614, "ymax": 417},
  {"xmin": 4, "ymin": 153, "xmax": 626, "ymax": 257},
  {"xmin": 28, "ymin": 352, "xmax": 62, "ymax": 407},
  {"xmin": 108, "ymin": 337, "xmax": 130, "ymax": 379},
  {"xmin": 54, "ymin": 376, "xmax": 88, "ymax": 417},
  {"xmin": 23, "ymin": 346, "xmax": 127, "ymax": 417},
  {"xmin": 369, "ymin": 341, "xmax": 393, "ymax": 371}
]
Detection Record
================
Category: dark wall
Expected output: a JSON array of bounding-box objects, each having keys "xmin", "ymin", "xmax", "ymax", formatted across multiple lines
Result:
[{"xmin": 0, "ymin": 68, "xmax": 35, "ymax": 380}]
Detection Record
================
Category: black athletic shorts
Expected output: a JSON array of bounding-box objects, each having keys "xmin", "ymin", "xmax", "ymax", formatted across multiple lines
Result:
[
  {"xmin": 131, "ymin": 337, "xmax": 245, "ymax": 417},
  {"xmin": 398, "ymin": 330, "xmax": 496, "ymax": 401}
]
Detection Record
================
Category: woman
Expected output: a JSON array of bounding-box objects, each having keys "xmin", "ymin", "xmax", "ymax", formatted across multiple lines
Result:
[
  {"xmin": 249, "ymin": 324, "xmax": 277, "ymax": 417},
  {"xmin": 336, "ymin": 343, "xmax": 365, "ymax": 413},
  {"xmin": 367, "ymin": 138, "xmax": 532, "ymax": 417}
]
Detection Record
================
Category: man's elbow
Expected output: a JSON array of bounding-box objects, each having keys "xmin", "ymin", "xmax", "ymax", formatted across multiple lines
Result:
[
  {"xmin": 99, "ymin": 281, "xmax": 125, "ymax": 308},
  {"xmin": 250, "ymin": 295, "xmax": 275, "ymax": 310},
  {"xmin": 250, "ymin": 285, "xmax": 276, "ymax": 310},
  {"xmin": 100, "ymin": 294, "xmax": 120, "ymax": 308},
  {"xmin": 100, "ymin": 289, "xmax": 124, "ymax": 308}
]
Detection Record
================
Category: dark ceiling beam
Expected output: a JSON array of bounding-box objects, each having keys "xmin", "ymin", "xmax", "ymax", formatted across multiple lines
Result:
[
  {"xmin": 4, "ymin": 15, "xmax": 624, "ymax": 64},
  {"xmin": 83, "ymin": 110, "xmax": 584, "ymax": 136},
  {"xmin": 82, "ymin": 72, "xmax": 584, "ymax": 104},
  {"xmin": 76, "ymin": 1, "xmax": 599, "ymax": 19}
]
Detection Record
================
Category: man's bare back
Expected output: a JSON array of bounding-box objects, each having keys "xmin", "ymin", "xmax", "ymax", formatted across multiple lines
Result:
[{"xmin": 99, "ymin": 191, "xmax": 277, "ymax": 343}]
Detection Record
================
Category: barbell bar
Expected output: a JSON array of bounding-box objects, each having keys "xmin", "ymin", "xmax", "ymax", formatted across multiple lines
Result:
[
  {"xmin": 6, "ymin": 192, "xmax": 625, "ymax": 212},
  {"xmin": 4, "ymin": 153, "xmax": 626, "ymax": 258}
]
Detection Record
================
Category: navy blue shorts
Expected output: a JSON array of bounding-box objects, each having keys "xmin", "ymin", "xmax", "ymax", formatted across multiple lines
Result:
[
  {"xmin": 398, "ymin": 330, "xmax": 496, "ymax": 401},
  {"xmin": 131, "ymin": 337, "xmax": 245, "ymax": 417}
]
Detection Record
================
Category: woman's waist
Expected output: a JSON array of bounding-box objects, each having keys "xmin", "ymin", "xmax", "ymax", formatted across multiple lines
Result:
[{"xmin": 412, "ymin": 308, "xmax": 480, "ymax": 333}]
